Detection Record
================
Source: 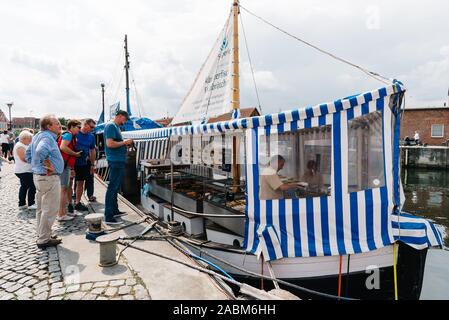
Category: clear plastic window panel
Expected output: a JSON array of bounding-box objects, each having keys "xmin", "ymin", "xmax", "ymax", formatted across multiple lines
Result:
[
  {"xmin": 258, "ymin": 124, "xmax": 332, "ymax": 200},
  {"xmin": 348, "ymin": 111, "xmax": 385, "ymax": 193}
]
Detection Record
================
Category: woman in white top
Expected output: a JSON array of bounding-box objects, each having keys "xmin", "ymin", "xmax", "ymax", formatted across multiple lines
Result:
[{"xmin": 13, "ymin": 130, "xmax": 36, "ymax": 210}]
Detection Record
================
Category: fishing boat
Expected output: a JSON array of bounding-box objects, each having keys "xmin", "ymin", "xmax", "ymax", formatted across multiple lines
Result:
[{"xmin": 104, "ymin": 2, "xmax": 444, "ymax": 299}]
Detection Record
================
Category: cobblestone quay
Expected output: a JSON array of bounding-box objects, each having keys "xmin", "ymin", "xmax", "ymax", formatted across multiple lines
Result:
[{"xmin": 0, "ymin": 163, "xmax": 150, "ymax": 300}]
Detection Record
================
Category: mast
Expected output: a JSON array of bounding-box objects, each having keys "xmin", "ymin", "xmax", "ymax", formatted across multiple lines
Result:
[
  {"xmin": 124, "ymin": 34, "xmax": 131, "ymax": 116},
  {"xmin": 232, "ymin": 1, "xmax": 241, "ymax": 192}
]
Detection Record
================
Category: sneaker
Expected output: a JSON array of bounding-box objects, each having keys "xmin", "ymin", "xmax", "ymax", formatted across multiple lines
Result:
[
  {"xmin": 67, "ymin": 211, "xmax": 81, "ymax": 217},
  {"xmin": 67, "ymin": 203, "xmax": 74, "ymax": 214},
  {"xmin": 18, "ymin": 205, "xmax": 28, "ymax": 210},
  {"xmin": 37, "ymin": 238, "xmax": 62, "ymax": 248},
  {"xmin": 114, "ymin": 211, "xmax": 128, "ymax": 218},
  {"xmin": 104, "ymin": 218, "xmax": 123, "ymax": 226},
  {"xmin": 28, "ymin": 204, "xmax": 37, "ymax": 210},
  {"xmin": 74, "ymin": 203, "xmax": 89, "ymax": 212},
  {"xmin": 56, "ymin": 215, "xmax": 74, "ymax": 222}
]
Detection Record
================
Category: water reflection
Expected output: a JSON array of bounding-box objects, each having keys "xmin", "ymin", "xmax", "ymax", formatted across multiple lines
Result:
[{"xmin": 401, "ymin": 168, "xmax": 449, "ymax": 247}]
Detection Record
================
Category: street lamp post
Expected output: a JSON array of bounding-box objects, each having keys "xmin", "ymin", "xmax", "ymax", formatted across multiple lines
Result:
[
  {"xmin": 101, "ymin": 83, "xmax": 105, "ymax": 122},
  {"xmin": 6, "ymin": 103, "xmax": 13, "ymax": 130}
]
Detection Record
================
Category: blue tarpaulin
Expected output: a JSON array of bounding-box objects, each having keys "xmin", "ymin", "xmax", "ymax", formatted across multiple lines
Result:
[{"xmin": 94, "ymin": 116, "xmax": 162, "ymax": 134}]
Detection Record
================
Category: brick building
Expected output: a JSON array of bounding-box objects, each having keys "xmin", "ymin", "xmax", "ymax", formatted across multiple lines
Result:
[
  {"xmin": 401, "ymin": 105, "xmax": 449, "ymax": 146},
  {"xmin": 12, "ymin": 117, "xmax": 40, "ymax": 131}
]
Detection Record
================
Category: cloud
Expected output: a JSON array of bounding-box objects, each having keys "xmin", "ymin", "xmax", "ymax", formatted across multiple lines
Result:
[
  {"xmin": 10, "ymin": 50, "xmax": 61, "ymax": 77},
  {"xmin": 1, "ymin": 0, "xmax": 449, "ymax": 119}
]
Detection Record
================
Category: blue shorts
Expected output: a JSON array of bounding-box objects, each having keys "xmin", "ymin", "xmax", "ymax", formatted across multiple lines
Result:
[{"xmin": 60, "ymin": 167, "xmax": 72, "ymax": 187}]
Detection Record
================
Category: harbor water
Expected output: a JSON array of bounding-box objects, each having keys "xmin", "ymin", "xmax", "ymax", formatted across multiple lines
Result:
[
  {"xmin": 401, "ymin": 168, "xmax": 449, "ymax": 299},
  {"xmin": 401, "ymin": 168, "xmax": 449, "ymax": 247}
]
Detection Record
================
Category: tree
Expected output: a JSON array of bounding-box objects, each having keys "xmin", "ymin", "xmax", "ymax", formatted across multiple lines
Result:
[{"xmin": 58, "ymin": 117, "xmax": 67, "ymax": 127}]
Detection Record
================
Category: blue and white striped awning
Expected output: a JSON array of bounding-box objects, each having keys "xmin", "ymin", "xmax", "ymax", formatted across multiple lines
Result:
[
  {"xmin": 392, "ymin": 212, "xmax": 444, "ymax": 250},
  {"xmin": 134, "ymin": 138, "xmax": 168, "ymax": 166},
  {"xmin": 244, "ymin": 83, "xmax": 406, "ymax": 261}
]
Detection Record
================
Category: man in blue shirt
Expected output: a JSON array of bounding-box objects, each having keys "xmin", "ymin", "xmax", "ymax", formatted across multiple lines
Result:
[
  {"xmin": 26, "ymin": 115, "xmax": 64, "ymax": 248},
  {"xmin": 74, "ymin": 119, "xmax": 97, "ymax": 212},
  {"xmin": 103, "ymin": 110, "xmax": 133, "ymax": 224}
]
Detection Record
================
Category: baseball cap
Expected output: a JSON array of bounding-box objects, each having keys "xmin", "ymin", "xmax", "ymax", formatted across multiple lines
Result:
[{"xmin": 116, "ymin": 110, "xmax": 130, "ymax": 120}]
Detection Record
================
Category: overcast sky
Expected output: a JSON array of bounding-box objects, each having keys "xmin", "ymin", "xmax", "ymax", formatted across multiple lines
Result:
[{"xmin": 1, "ymin": 0, "xmax": 448, "ymax": 120}]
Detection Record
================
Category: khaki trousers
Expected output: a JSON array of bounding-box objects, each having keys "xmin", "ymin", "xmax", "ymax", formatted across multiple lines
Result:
[{"xmin": 33, "ymin": 175, "xmax": 60, "ymax": 244}]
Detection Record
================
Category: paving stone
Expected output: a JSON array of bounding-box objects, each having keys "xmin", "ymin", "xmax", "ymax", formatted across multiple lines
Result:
[
  {"xmin": 48, "ymin": 277, "xmax": 61, "ymax": 284},
  {"xmin": 66, "ymin": 284, "xmax": 80, "ymax": 293},
  {"xmin": 118, "ymin": 285, "xmax": 132, "ymax": 295},
  {"xmin": 81, "ymin": 283, "xmax": 93, "ymax": 291},
  {"xmin": 10, "ymin": 273, "xmax": 26, "ymax": 282},
  {"xmin": 24, "ymin": 278, "xmax": 39, "ymax": 287},
  {"xmin": 122, "ymin": 295, "xmax": 134, "ymax": 300},
  {"xmin": 25, "ymin": 268, "xmax": 40, "ymax": 276},
  {"xmin": 49, "ymin": 296, "xmax": 64, "ymax": 300},
  {"xmin": 50, "ymin": 271, "xmax": 62, "ymax": 278},
  {"xmin": 104, "ymin": 287, "xmax": 118, "ymax": 297},
  {"xmin": 51, "ymin": 282, "xmax": 63, "ymax": 289},
  {"xmin": 96, "ymin": 296, "xmax": 108, "ymax": 300},
  {"xmin": 81, "ymin": 293, "xmax": 97, "ymax": 300},
  {"xmin": 15, "ymin": 287, "xmax": 32, "ymax": 296},
  {"xmin": 1, "ymin": 282, "xmax": 14, "ymax": 290},
  {"xmin": 110, "ymin": 279, "xmax": 126, "ymax": 287},
  {"xmin": 125, "ymin": 278, "xmax": 137, "ymax": 286},
  {"xmin": 49, "ymin": 288, "xmax": 66, "ymax": 297},
  {"xmin": 32, "ymin": 280, "xmax": 48, "ymax": 289},
  {"xmin": 34, "ymin": 285, "xmax": 50, "ymax": 295},
  {"xmin": 48, "ymin": 265, "xmax": 60, "ymax": 273},
  {"xmin": 68, "ymin": 292, "xmax": 85, "ymax": 300},
  {"xmin": 92, "ymin": 281, "xmax": 109, "ymax": 288},
  {"xmin": 3, "ymin": 273, "xmax": 17, "ymax": 281},
  {"xmin": 17, "ymin": 276, "xmax": 33, "ymax": 284},
  {"xmin": 91, "ymin": 287, "xmax": 105, "ymax": 295},
  {"xmin": 6, "ymin": 283, "xmax": 23, "ymax": 293},
  {"xmin": 0, "ymin": 293, "xmax": 15, "ymax": 300}
]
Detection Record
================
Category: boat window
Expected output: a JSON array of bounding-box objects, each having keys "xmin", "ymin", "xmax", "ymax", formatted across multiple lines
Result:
[
  {"xmin": 174, "ymin": 133, "xmax": 246, "ymax": 185},
  {"xmin": 258, "ymin": 124, "xmax": 332, "ymax": 200},
  {"xmin": 348, "ymin": 111, "xmax": 385, "ymax": 192}
]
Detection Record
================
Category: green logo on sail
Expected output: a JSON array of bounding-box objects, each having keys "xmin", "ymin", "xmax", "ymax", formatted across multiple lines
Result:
[{"xmin": 220, "ymin": 37, "xmax": 228, "ymax": 51}]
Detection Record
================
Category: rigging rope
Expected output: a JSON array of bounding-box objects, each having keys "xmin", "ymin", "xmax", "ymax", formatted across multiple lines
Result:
[
  {"xmin": 130, "ymin": 68, "xmax": 144, "ymax": 118},
  {"xmin": 239, "ymin": 4, "xmax": 392, "ymax": 85},
  {"xmin": 240, "ymin": 11, "xmax": 263, "ymax": 114}
]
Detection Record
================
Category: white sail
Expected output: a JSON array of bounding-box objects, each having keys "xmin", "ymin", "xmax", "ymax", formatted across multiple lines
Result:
[{"xmin": 171, "ymin": 10, "xmax": 235, "ymax": 125}]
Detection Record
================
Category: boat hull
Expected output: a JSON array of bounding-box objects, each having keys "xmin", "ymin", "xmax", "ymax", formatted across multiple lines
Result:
[{"xmin": 183, "ymin": 241, "xmax": 427, "ymax": 300}]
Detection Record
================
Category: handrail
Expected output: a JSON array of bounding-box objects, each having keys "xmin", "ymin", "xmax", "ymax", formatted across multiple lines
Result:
[{"xmin": 171, "ymin": 204, "xmax": 246, "ymax": 218}]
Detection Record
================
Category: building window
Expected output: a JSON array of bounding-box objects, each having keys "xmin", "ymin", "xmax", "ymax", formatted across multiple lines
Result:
[
  {"xmin": 258, "ymin": 125, "xmax": 332, "ymax": 200},
  {"xmin": 348, "ymin": 111, "xmax": 385, "ymax": 193},
  {"xmin": 431, "ymin": 124, "xmax": 444, "ymax": 138}
]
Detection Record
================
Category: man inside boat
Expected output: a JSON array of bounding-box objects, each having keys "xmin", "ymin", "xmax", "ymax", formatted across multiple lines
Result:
[{"xmin": 259, "ymin": 155, "xmax": 306, "ymax": 200}]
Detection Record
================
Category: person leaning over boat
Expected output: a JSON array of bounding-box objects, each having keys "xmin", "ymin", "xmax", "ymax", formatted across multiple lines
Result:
[
  {"xmin": 13, "ymin": 130, "xmax": 36, "ymax": 211},
  {"xmin": 103, "ymin": 110, "xmax": 133, "ymax": 225},
  {"xmin": 259, "ymin": 155, "xmax": 304, "ymax": 200},
  {"xmin": 57, "ymin": 119, "xmax": 82, "ymax": 221},
  {"xmin": 25, "ymin": 115, "xmax": 64, "ymax": 248}
]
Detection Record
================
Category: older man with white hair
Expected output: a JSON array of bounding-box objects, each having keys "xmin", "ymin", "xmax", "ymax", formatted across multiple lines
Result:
[
  {"xmin": 13, "ymin": 130, "xmax": 36, "ymax": 210},
  {"xmin": 26, "ymin": 115, "xmax": 64, "ymax": 248}
]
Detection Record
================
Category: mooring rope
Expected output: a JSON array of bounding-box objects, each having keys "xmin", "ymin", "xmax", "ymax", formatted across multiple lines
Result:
[{"xmin": 239, "ymin": 4, "xmax": 391, "ymax": 85}]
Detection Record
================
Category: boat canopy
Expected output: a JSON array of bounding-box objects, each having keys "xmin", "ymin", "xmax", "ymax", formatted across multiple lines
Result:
[
  {"xmin": 123, "ymin": 81, "xmax": 443, "ymax": 261},
  {"xmin": 95, "ymin": 116, "xmax": 162, "ymax": 134}
]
